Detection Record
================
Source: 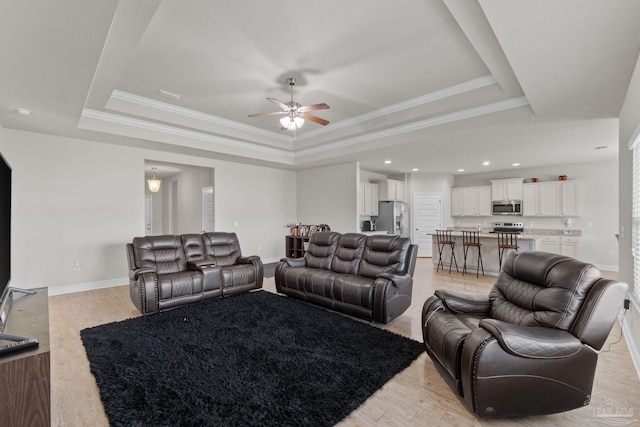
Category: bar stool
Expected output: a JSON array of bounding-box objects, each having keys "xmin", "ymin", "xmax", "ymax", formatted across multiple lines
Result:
[
  {"xmin": 435, "ymin": 230, "xmax": 458, "ymax": 273},
  {"xmin": 462, "ymin": 231, "xmax": 484, "ymax": 277},
  {"xmin": 497, "ymin": 232, "xmax": 519, "ymax": 270}
]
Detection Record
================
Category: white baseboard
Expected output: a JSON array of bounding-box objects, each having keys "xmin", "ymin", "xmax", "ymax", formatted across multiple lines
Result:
[
  {"xmin": 46, "ymin": 257, "xmax": 283, "ymax": 297},
  {"xmin": 47, "ymin": 277, "xmax": 127, "ymax": 296},
  {"xmin": 596, "ymin": 264, "xmax": 619, "ymax": 272}
]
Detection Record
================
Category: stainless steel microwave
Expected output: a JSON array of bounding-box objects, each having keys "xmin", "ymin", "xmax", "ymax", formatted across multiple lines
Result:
[{"xmin": 492, "ymin": 201, "xmax": 522, "ymax": 215}]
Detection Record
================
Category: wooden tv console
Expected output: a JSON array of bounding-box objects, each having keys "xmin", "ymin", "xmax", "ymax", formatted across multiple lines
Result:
[{"xmin": 0, "ymin": 288, "xmax": 50, "ymax": 426}]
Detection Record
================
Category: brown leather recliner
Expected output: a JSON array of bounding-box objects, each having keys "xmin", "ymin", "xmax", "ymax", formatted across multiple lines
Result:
[
  {"xmin": 422, "ymin": 251, "xmax": 627, "ymax": 418},
  {"xmin": 127, "ymin": 232, "xmax": 263, "ymax": 314},
  {"xmin": 275, "ymin": 231, "xmax": 417, "ymax": 323}
]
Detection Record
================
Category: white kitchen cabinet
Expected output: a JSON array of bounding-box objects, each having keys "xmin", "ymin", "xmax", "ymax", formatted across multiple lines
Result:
[
  {"xmin": 477, "ymin": 186, "xmax": 492, "ymax": 216},
  {"xmin": 537, "ymin": 236, "xmax": 561, "ymax": 253},
  {"xmin": 377, "ymin": 179, "xmax": 405, "ymax": 201},
  {"xmin": 536, "ymin": 235, "xmax": 580, "ymax": 258},
  {"xmin": 523, "ymin": 181, "xmax": 580, "ymax": 217},
  {"xmin": 491, "ymin": 178, "xmax": 523, "ymax": 201},
  {"xmin": 358, "ymin": 182, "xmax": 379, "ymax": 216},
  {"xmin": 561, "ymin": 181, "xmax": 581, "ymax": 217},
  {"xmin": 523, "ymin": 182, "xmax": 561, "ymax": 216},
  {"xmin": 451, "ymin": 186, "xmax": 491, "ymax": 216},
  {"xmin": 560, "ymin": 236, "xmax": 581, "ymax": 258}
]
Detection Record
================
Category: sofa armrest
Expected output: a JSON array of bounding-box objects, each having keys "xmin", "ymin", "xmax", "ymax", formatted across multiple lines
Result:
[
  {"xmin": 129, "ymin": 267, "xmax": 155, "ymax": 281},
  {"xmin": 237, "ymin": 255, "xmax": 260, "ymax": 264},
  {"xmin": 434, "ymin": 289, "xmax": 491, "ymax": 315},
  {"xmin": 480, "ymin": 318, "xmax": 583, "ymax": 359},
  {"xmin": 278, "ymin": 257, "xmax": 307, "ymax": 268},
  {"xmin": 188, "ymin": 259, "xmax": 217, "ymax": 270},
  {"xmin": 377, "ymin": 272, "xmax": 412, "ymax": 288}
]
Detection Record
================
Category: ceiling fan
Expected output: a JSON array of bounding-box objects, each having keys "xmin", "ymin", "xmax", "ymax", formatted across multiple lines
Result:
[{"xmin": 248, "ymin": 77, "xmax": 329, "ymax": 130}]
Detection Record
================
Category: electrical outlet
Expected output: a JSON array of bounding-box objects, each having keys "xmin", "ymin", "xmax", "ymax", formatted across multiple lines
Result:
[{"xmin": 625, "ymin": 299, "xmax": 631, "ymax": 310}]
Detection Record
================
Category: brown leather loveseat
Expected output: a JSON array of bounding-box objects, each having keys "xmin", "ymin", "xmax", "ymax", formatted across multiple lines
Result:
[
  {"xmin": 422, "ymin": 251, "xmax": 627, "ymax": 418},
  {"xmin": 275, "ymin": 231, "xmax": 418, "ymax": 324},
  {"xmin": 126, "ymin": 232, "xmax": 263, "ymax": 314}
]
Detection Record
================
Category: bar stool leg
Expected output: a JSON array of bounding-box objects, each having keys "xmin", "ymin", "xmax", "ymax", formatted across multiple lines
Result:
[
  {"xmin": 476, "ymin": 246, "xmax": 484, "ymax": 278},
  {"xmin": 436, "ymin": 243, "xmax": 444, "ymax": 272},
  {"xmin": 462, "ymin": 244, "xmax": 469, "ymax": 276},
  {"xmin": 449, "ymin": 244, "xmax": 459, "ymax": 273}
]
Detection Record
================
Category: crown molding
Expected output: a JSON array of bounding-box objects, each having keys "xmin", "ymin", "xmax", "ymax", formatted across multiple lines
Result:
[
  {"xmin": 80, "ymin": 108, "xmax": 294, "ymax": 158},
  {"xmin": 297, "ymin": 75, "xmax": 498, "ymax": 141},
  {"xmin": 110, "ymin": 90, "xmax": 291, "ymax": 142},
  {"xmin": 296, "ymin": 96, "xmax": 529, "ymax": 158}
]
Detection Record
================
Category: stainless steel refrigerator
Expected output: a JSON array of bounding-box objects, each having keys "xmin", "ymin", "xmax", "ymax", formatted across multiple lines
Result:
[{"xmin": 376, "ymin": 201, "xmax": 409, "ymax": 236}]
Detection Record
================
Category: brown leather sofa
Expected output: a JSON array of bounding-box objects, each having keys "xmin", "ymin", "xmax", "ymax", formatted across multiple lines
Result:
[
  {"xmin": 422, "ymin": 251, "xmax": 627, "ymax": 418},
  {"xmin": 275, "ymin": 231, "xmax": 418, "ymax": 324},
  {"xmin": 126, "ymin": 232, "xmax": 263, "ymax": 314}
]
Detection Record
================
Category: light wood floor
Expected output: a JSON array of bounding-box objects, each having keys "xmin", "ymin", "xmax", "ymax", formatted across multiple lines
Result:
[{"xmin": 49, "ymin": 258, "xmax": 640, "ymax": 426}]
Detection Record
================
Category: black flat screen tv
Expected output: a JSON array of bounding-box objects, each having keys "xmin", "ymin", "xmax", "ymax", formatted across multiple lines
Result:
[{"xmin": 0, "ymin": 152, "xmax": 10, "ymax": 301}]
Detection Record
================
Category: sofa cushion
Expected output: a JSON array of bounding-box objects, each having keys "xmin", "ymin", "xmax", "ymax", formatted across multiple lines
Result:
[
  {"xmin": 331, "ymin": 233, "xmax": 366, "ymax": 274},
  {"xmin": 158, "ymin": 271, "xmax": 203, "ymax": 300},
  {"xmin": 304, "ymin": 269, "xmax": 335, "ymax": 299},
  {"xmin": 181, "ymin": 234, "xmax": 206, "ymax": 261},
  {"xmin": 333, "ymin": 275, "xmax": 375, "ymax": 308},
  {"xmin": 220, "ymin": 264, "xmax": 257, "ymax": 289},
  {"xmin": 304, "ymin": 232, "xmax": 339, "ymax": 270},
  {"xmin": 490, "ymin": 251, "xmax": 602, "ymax": 330},
  {"xmin": 132, "ymin": 235, "xmax": 187, "ymax": 274},
  {"xmin": 201, "ymin": 232, "xmax": 242, "ymax": 266},
  {"xmin": 358, "ymin": 235, "xmax": 411, "ymax": 279}
]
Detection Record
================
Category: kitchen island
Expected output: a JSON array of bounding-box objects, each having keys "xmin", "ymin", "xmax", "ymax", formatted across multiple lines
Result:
[{"xmin": 430, "ymin": 232, "xmax": 537, "ymax": 276}]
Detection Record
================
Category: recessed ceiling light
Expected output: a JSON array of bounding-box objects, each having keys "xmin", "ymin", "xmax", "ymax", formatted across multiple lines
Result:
[
  {"xmin": 411, "ymin": 168, "xmax": 419, "ymax": 172},
  {"xmin": 15, "ymin": 108, "xmax": 32, "ymax": 116},
  {"xmin": 384, "ymin": 160, "xmax": 392, "ymax": 164},
  {"xmin": 594, "ymin": 145, "xmax": 608, "ymax": 150},
  {"xmin": 482, "ymin": 161, "xmax": 490, "ymax": 166},
  {"xmin": 156, "ymin": 89, "xmax": 182, "ymax": 101},
  {"xmin": 512, "ymin": 163, "xmax": 520, "ymax": 166},
  {"xmin": 457, "ymin": 169, "xmax": 465, "ymax": 172}
]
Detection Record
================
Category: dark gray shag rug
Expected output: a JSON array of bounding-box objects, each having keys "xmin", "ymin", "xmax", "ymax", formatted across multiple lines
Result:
[{"xmin": 81, "ymin": 290, "xmax": 424, "ymax": 427}]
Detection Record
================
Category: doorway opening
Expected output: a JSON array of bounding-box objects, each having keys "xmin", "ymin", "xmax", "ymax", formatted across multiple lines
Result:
[{"xmin": 144, "ymin": 161, "xmax": 215, "ymax": 235}]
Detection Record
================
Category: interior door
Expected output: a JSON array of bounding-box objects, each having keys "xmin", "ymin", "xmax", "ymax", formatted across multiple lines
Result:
[
  {"xmin": 413, "ymin": 193, "xmax": 442, "ymax": 257},
  {"xmin": 202, "ymin": 186, "xmax": 214, "ymax": 232}
]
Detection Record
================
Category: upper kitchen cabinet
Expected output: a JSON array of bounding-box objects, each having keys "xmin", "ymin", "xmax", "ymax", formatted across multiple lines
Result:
[
  {"xmin": 359, "ymin": 182, "xmax": 379, "ymax": 216},
  {"xmin": 523, "ymin": 181, "xmax": 581, "ymax": 217},
  {"xmin": 561, "ymin": 181, "xmax": 581, "ymax": 217},
  {"xmin": 452, "ymin": 186, "xmax": 491, "ymax": 217},
  {"xmin": 377, "ymin": 179, "xmax": 405, "ymax": 202},
  {"xmin": 491, "ymin": 178, "xmax": 523, "ymax": 201}
]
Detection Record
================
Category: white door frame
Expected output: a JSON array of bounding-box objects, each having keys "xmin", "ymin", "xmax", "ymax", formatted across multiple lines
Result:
[{"xmin": 144, "ymin": 195, "xmax": 153, "ymax": 235}]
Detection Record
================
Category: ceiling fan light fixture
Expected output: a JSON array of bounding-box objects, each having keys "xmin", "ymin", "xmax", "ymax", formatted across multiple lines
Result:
[{"xmin": 280, "ymin": 116, "xmax": 305, "ymax": 130}]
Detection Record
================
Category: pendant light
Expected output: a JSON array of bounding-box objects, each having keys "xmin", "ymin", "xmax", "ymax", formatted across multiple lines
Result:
[{"xmin": 147, "ymin": 167, "xmax": 161, "ymax": 193}]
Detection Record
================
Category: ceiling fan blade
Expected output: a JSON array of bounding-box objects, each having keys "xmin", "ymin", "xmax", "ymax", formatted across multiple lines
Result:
[
  {"xmin": 297, "ymin": 103, "xmax": 330, "ymax": 113},
  {"xmin": 267, "ymin": 98, "xmax": 291, "ymax": 111},
  {"xmin": 301, "ymin": 113, "xmax": 329, "ymax": 126},
  {"xmin": 248, "ymin": 111, "xmax": 287, "ymax": 118}
]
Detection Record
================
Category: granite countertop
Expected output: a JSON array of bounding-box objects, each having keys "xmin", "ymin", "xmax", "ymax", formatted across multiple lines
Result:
[{"xmin": 429, "ymin": 230, "xmax": 581, "ymax": 240}]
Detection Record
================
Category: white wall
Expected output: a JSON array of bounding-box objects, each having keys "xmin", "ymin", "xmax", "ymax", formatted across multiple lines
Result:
[
  {"xmin": 619, "ymin": 48, "xmax": 640, "ymax": 377},
  {"xmin": 449, "ymin": 161, "xmax": 618, "ymax": 269},
  {"xmin": 297, "ymin": 162, "xmax": 359, "ymax": 233},
  {"xmin": 2, "ymin": 128, "xmax": 296, "ymax": 292}
]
